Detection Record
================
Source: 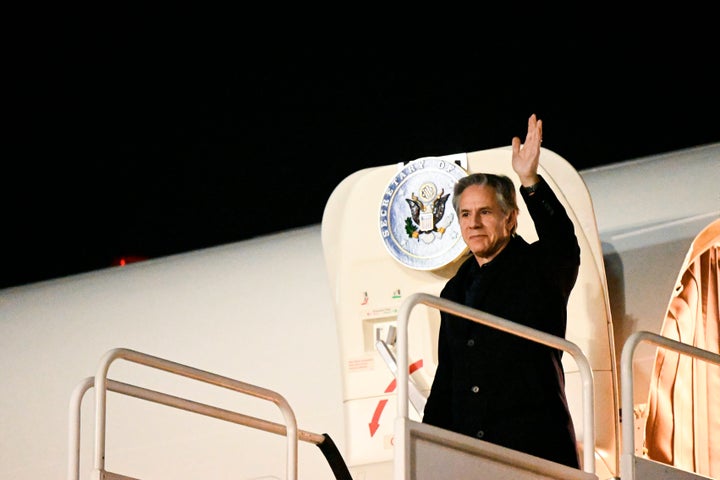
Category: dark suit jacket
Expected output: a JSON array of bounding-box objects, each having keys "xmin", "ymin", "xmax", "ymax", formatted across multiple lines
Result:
[{"xmin": 422, "ymin": 176, "xmax": 582, "ymax": 468}]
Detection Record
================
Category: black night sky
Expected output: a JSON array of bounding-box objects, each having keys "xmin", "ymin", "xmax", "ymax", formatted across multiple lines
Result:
[{"xmin": 4, "ymin": 14, "xmax": 719, "ymax": 289}]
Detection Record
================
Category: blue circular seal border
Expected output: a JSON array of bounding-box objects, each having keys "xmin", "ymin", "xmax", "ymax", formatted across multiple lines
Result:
[{"xmin": 379, "ymin": 156, "xmax": 469, "ymax": 270}]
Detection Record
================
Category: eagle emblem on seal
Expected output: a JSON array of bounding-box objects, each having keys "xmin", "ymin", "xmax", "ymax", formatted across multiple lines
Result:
[{"xmin": 404, "ymin": 184, "xmax": 450, "ymax": 239}]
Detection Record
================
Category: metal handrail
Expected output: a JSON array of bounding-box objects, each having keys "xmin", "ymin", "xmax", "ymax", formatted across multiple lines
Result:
[
  {"xmin": 91, "ymin": 348, "xmax": 301, "ymax": 479},
  {"xmin": 394, "ymin": 292, "xmax": 597, "ymax": 475},
  {"xmin": 620, "ymin": 331, "xmax": 720, "ymax": 480},
  {"xmin": 68, "ymin": 375, "xmax": 331, "ymax": 480}
]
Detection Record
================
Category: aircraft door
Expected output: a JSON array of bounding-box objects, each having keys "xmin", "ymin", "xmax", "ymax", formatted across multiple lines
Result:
[{"xmin": 322, "ymin": 146, "xmax": 620, "ymax": 479}]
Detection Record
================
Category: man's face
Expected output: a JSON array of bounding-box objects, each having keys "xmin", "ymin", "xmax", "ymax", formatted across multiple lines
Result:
[{"xmin": 458, "ymin": 184, "xmax": 516, "ymax": 263}]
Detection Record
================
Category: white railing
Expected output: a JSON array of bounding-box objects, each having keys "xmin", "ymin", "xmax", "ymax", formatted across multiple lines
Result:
[
  {"xmin": 68, "ymin": 347, "xmax": 325, "ymax": 480},
  {"xmin": 620, "ymin": 331, "xmax": 720, "ymax": 480},
  {"xmin": 394, "ymin": 292, "xmax": 597, "ymax": 477}
]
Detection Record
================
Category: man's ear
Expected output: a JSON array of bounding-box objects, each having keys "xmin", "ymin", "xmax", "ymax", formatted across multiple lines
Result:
[{"xmin": 507, "ymin": 209, "xmax": 519, "ymax": 233}]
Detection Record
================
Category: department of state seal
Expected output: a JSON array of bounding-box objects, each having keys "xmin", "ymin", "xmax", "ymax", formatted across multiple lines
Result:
[{"xmin": 379, "ymin": 155, "xmax": 469, "ymax": 270}]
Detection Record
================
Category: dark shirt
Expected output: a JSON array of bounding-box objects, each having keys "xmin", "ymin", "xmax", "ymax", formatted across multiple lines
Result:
[{"xmin": 422, "ymin": 176, "xmax": 582, "ymax": 469}]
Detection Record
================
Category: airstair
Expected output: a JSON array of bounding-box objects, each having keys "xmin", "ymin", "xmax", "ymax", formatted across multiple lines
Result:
[{"xmin": 69, "ymin": 308, "xmax": 718, "ymax": 479}]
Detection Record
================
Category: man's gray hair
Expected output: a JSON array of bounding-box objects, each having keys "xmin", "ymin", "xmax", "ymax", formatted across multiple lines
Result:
[{"xmin": 452, "ymin": 173, "xmax": 519, "ymax": 233}]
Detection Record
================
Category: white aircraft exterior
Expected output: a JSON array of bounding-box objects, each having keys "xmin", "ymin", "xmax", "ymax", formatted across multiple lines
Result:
[{"xmin": 1, "ymin": 143, "xmax": 718, "ymax": 480}]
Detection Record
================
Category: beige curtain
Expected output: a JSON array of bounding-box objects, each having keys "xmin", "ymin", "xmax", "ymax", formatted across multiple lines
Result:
[{"xmin": 644, "ymin": 218, "xmax": 720, "ymax": 478}]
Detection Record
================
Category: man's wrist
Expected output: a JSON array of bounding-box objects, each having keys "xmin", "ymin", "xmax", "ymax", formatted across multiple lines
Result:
[{"xmin": 520, "ymin": 179, "xmax": 542, "ymax": 196}]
